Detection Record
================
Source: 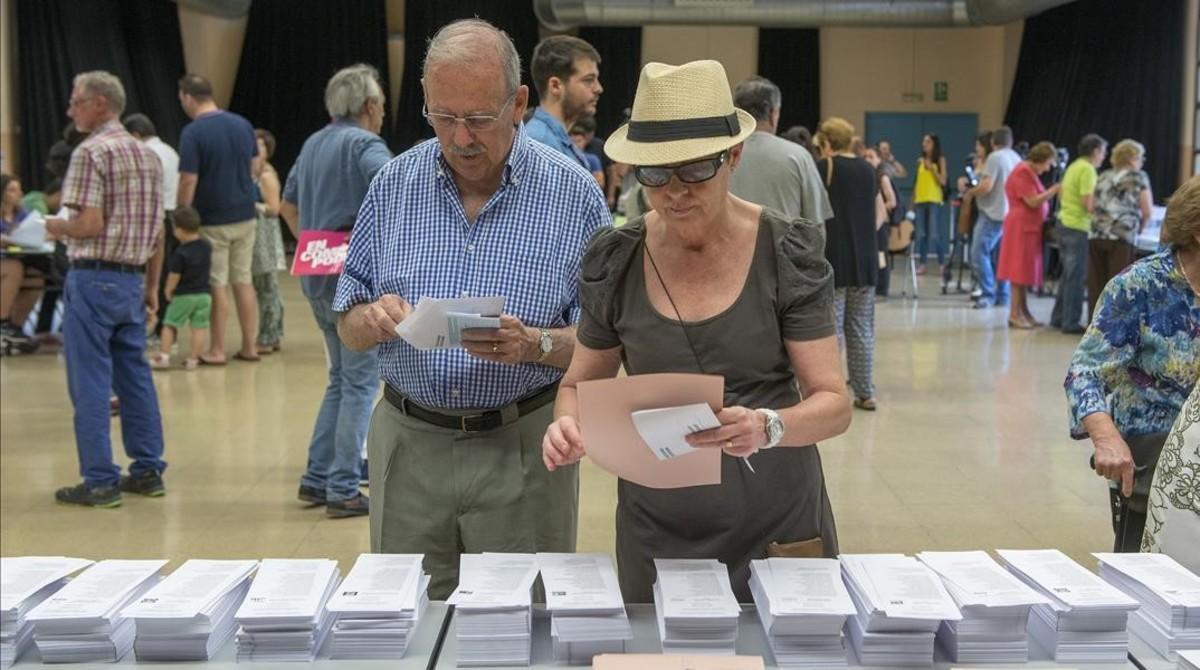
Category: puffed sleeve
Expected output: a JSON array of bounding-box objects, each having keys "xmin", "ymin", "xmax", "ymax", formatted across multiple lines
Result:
[
  {"xmin": 576, "ymin": 219, "xmax": 644, "ymax": 350},
  {"xmin": 772, "ymin": 214, "xmax": 836, "ymax": 341}
]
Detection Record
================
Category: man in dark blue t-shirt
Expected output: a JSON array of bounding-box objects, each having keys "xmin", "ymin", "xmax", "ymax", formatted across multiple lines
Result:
[{"xmin": 177, "ymin": 73, "xmax": 259, "ymax": 365}]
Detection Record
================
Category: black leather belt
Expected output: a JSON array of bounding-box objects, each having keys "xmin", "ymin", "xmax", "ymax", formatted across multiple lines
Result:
[
  {"xmin": 71, "ymin": 259, "xmax": 146, "ymax": 274},
  {"xmin": 384, "ymin": 383, "xmax": 559, "ymax": 433}
]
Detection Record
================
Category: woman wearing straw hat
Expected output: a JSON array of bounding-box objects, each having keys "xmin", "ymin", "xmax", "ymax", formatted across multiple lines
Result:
[{"xmin": 541, "ymin": 60, "xmax": 852, "ymax": 602}]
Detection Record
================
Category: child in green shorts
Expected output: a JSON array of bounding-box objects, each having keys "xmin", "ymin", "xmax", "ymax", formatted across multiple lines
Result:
[{"xmin": 150, "ymin": 207, "xmax": 212, "ymax": 370}]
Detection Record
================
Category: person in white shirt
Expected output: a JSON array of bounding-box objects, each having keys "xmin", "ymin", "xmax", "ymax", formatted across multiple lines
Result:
[{"xmin": 124, "ymin": 113, "xmax": 181, "ymax": 333}]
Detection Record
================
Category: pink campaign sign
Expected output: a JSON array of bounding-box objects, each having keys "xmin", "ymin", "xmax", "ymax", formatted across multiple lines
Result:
[{"xmin": 291, "ymin": 230, "xmax": 349, "ymax": 276}]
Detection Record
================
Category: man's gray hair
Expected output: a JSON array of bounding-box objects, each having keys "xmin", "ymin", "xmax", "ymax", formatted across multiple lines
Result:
[
  {"xmin": 423, "ymin": 19, "xmax": 521, "ymax": 98},
  {"xmin": 733, "ymin": 76, "xmax": 782, "ymax": 123},
  {"xmin": 325, "ymin": 64, "xmax": 384, "ymax": 119},
  {"xmin": 75, "ymin": 70, "xmax": 126, "ymax": 115}
]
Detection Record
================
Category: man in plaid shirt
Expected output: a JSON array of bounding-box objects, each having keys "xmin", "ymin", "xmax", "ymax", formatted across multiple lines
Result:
[{"xmin": 45, "ymin": 71, "xmax": 167, "ymax": 508}]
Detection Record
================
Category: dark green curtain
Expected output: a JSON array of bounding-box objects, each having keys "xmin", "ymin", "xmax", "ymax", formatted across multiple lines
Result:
[
  {"xmin": 577, "ymin": 26, "xmax": 643, "ymax": 140},
  {"xmin": 757, "ymin": 28, "xmax": 821, "ymax": 136}
]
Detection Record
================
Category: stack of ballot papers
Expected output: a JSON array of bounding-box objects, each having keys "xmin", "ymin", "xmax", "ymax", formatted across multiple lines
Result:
[
  {"xmin": 123, "ymin": 559, "xmax": 256, "ymax": 661},
  {"xmin": 840, "ymin": 554, "xmax": 962, "ymax": 666},
  {"xmin": 449, "ymin": 553, "xmax": 541, "ymax": 667},
  {"xmin": 0, "ymin": 557, "xmax": 94, "ymax": 668},
  {"xmin": 325, "ymin": 553, "xmax": 429, "ymax": 660},
  {"xmin": 539, "ymin": 553, "xmax": 633, "ymax": 665},
  {"xmin": 234, "ymin": 559, "xmax": 340, "ymax": 662},
  {"xmin": 1179, "ymin": 649, "xmax": 1200, "ymax": 669},
  {"xmin": 593, "ymin": 653, "xmax": 766, "ymax": 669},
  {"xmin": 1095, "ymin": 552, "xmax": 1200, "ymax": 659},
  {"xmin": 748, "ymin": 558, "xmax": 856, "ymax": 667},
  {"xmin": 998, "ymin": 549, "xmax": 1140, "ymax": 663},
  {"xmin": 917, "ymin": 551, "xmax": 1048, "ymax": 663},
  {"xmin": 653, "ymin": 559, "xmax": 741, "ymax": 656},
  {"xmin": 25, "ymin": 559, "xmax": 165, "ymax": 663}
]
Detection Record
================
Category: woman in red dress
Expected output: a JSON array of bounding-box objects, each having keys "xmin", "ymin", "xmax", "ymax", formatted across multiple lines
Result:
[{"xmin": 997, "ymin": 141, "xmax": 1061, "ymax": 329}]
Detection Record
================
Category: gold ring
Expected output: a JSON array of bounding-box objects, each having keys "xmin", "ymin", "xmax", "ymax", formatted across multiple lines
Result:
[
  {"xmin": 492, "ymin": 344, "xmax": 499, "ymax": 353},
  {"xmin": 725, "ymin": 440, "xmax": 733, "ymax": 450}
]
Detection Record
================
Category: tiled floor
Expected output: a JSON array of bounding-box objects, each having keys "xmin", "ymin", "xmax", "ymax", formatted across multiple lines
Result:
[{"xmin": 0, "ymin": 273, "xmax": 1114, "ymax": 573}]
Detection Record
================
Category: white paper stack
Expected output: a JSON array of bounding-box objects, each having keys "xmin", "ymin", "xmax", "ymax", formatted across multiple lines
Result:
[
  {"xmin": 538, "ymin": 553, "xmax": 633, "ymax": 665},
  {"xmin": 1179, "ymin": 648, "xmax": 1200, "ymax": 669},
  {"xmin": 747, "ymin": 558, "xmax": 856, "ymax": 667},
  {"xmin": 25, "ymin": 559, "xmax": 166, "ymax": 663},
  {"xmin": 449, "ymin": 553, "xmax": 540, "ymax": 667},
  {"xmin": 998, "ymin": 549, "xmax": 1139, "ymax": 663},
  {"xmin": 653, "ymin": 559, "xmax": 741, "ymax": 656},
  {"xmin": 0, "ymin": 557, "xmax": 94, "ymax": 667},
  {"xmin": 839, "ymin": 553, "xmax": 962, "ymax": 666},
  {"xmin": 1095, "ymin": 552, "xmax": 1200, "ymax": 659},
  {"xmin": 234, "ymin": 559, "xmax": 340, "ymax": 662},
  {"xmin": 123, "ymin": 558, "xmax": 256, "ymax": 661},
  {"xmin": 325, "ymin": 553, "xmax": 429, "ymax": 660},
  {"xmin": 917, "ymin": 550, "xmax": 1048, "ymax": 663}
]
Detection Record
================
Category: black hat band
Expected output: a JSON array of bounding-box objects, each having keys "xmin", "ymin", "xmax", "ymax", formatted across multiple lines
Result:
[{"xmin": 626, "ymin": 113, "xmax": 740, "ymax": 143}]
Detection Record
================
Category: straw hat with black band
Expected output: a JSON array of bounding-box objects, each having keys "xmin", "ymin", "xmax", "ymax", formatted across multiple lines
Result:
[{"xmin": 604, "ymin": 60, "xmax": 756, "ymax": 167}]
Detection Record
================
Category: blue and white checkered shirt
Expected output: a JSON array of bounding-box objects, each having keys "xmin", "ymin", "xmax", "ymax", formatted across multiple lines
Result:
[{"xmin": 333, "ymin": 123, "xmax": 611, "ymax": 410}]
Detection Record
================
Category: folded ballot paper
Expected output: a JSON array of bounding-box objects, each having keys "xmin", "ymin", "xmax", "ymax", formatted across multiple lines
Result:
[
  {"xmin": 325, "ymin": 553, "xmax": 429, "ymax": 660},
  {"xmin": 748, "ymin": 558, "xmax": 856, "ymax": 668},
  {"xmin": 653, "ymin": 558, "xmax": 741, "ymax": 656},
  {"xmin": 394, "ymin": 296, "xmax": 503, "ymax": 349},
  {"xmin": 1095, "ymin": 552, "xmax": 1200, "ymax": 659},
  {"xmin": 234, "ymin": 558, "xmax": 340, "ymax": 662},
  {"xmin": 917, "ymin": 550, "xmax": 1048, "ymax": 664},
  {"xmin": 0, "ymin": 556, "xmax": 94, "ymax": 668},
  {"xmin": 449, "ymin": 553, "xmax": 541, "ymax": 667},
  {"xmin": 539, "ymin": 553, "xmax": 633, "ymax": 665},
  {"xmin": 25, "ymin": 559, "xmax": 166, "ymax": 664},
  {"xmin": 840, "ymin": 553, "xmax": 961, "ymax": 666},
  {"xmin": 998, "ymin": 549, "xmax": 1139, "ymax": 664},
  {"xmin": 122, "ymin": 558, "xmax": 256, "ymax": 662}
]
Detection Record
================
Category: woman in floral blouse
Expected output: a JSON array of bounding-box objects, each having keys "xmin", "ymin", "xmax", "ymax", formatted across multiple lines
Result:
[
  {"xmin": 1065, "ymin": 174, "xmax": 1200, "ymax": 549},
  {"xmin": 1088, "ymin": 139, "xmax": 1154, "ymax": 320}
]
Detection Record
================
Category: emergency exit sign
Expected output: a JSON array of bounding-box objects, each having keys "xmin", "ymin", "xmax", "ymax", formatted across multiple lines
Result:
[{"xmin": 934, "ymin": 81, "xmax": 949, "ymax": 102}]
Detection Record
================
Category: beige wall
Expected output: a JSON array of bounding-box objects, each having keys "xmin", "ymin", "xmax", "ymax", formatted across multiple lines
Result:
[
  {"xmin": 1, "ymin": 0, "xmax": 16, "ymax": 175},
  {"xmin": 1182, "ymin": 0, "xmax": 1198, "ymax": 180},
  {"xmin": 177, "ymin": 4, "xmax": 247, "ymax": 108},
  {"xmin": 641, "ymin": 26, "xmax": 758, "ymax": 87}
]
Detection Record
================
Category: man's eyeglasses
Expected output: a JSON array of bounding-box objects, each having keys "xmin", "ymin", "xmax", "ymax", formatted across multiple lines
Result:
[
  {"xmin": 69, "ymin": 96, "xmax": 94, "ymax": 108},
  {"xmin": 634, "ymin": 151, "xmax": 728, "ymax": 188},
  {"xmin": 423, "ymin": 95, "xmax": 515, "ymax": 133}
]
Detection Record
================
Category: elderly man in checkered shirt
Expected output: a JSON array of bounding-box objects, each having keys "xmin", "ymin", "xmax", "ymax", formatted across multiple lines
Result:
[
  {"xmin": 45, "ymin": 70, "xmax": 167, "ymax": 508},
  {"xmin": 334, "ymin": 18, "xmax": 610, "ymax": 599}
]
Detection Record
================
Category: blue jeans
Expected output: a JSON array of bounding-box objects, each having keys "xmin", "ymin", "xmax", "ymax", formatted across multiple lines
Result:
[
  {"xmin": 300, "ymin": 288, "xmax": 379, "ymax": 501},
  {"xmin": 970, "ymin": 212, "xmax": 1009, "ymax": 305},
  {"xmin": 1051, "ymin": 224, "xmax": 1089, "ymax": 330},
  {"xmin": 914, "ymin": 202, "xmax": 946, "ymax": 266},
  {"xmin": 63, "ymin": 269, "xmax": 165, "ymax": 488}
]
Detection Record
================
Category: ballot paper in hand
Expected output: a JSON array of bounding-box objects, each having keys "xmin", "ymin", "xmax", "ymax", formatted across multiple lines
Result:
[
  {"xmin": 394, "ymin": 296, "xmax": 504, "ymax": 349},
  {"xmin": 4, "ymin": 213, "xmax": 53, "ymax": 252},
  {"xmin": 632, "ymin": 403, "xmax": 721, "ymax": 461}
]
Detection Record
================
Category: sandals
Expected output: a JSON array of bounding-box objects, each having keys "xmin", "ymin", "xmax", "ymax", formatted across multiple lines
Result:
[
  {"xmin": 149, "ymin": 353, "xmax": 171, "ymax": 370},
  {"xmin": 233, "ymin": 352, "xmax": 261, "ymax": 362},
  {"xmin": 1008, "ymin": 317, "xmax": 1036, "ymax": 330},
  {"xmin": 854, "ymin": 397, "xmax": 877, "ymax": 411}
]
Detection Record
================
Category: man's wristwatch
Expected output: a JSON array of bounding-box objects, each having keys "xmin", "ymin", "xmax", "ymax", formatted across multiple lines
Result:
[
  {"xmin": 536, "ymin": 329, "xmax": 553, "ymax": 362},
  {"xmin": 757, "ymin": 408, "xmax": 784, "ymax": 449}
]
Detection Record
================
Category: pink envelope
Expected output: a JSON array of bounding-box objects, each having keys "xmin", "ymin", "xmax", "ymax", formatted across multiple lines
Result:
[
  {"xmin": 290, "ymin": 230, "xmax": 349, "ymax": 276},
  {"xmin": 576, "ymin": 373, "xmax": 724, "ymax": 489}
]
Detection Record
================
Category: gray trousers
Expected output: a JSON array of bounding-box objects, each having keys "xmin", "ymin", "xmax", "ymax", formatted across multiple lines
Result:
[
  {"xmin": 834, "ymin": 287, "xmax": 876, "ymax": 400},
  {"xmin": 367, "ymin": 397, "xmax": 578, "ymax": 600}
]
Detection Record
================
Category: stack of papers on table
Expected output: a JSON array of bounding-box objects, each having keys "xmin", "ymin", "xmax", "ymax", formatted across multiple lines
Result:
[
  {"xmin": 123, "ymin": 558, "xmax": 256, "ymax": 661},
  {"xmin": 539, "ymin": 553, "xmax": 633, "ymax": 665},
  {"xmin": 748, "ymin": 558, "xmax": 855, "ymax": 667},
  {"xmin": 449, "ymin": 553, "xmax": 540, "ymax": 667},
  {"xmin": 998, "ymin": 549, "xmax": 1139, "ymax": 663},
  {"xmin": 840, "ymin": 554, "xmax": 961, "ymax": 666},
  {"xmin": 653, "ymin": 559, "xmax": 740, "ymax": 656},
  {"xmin": 593, "ymin": 653, "xmax": 765, "ymax": 669},
  {"xmin": 1095, "ymin": 552, "xmax": 1200, "ymax": 659},
  {"xmin": 1179, "ymin": 649, "xmax": 1200, "ymax": 669},
  {"xmin": 917, "ymin": 550, "xmax": 1048, "ymax": 663},
  {"xmin": 0, "ymin": 557, "xmax": 94, "ymax": 668},
  {"xmin": 234, "ymin": 559, "xmax": 340, "ymax": 662},
  {"xmin": 26, "ymin": 559, "xmax": 165, "ymax": 663},
  {"xmin": 325, "ymin": 553, "xmax": 428, "ymax": 660}
]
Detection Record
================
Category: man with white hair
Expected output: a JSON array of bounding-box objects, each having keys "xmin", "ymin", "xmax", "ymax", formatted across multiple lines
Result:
[
  {"xmin": 334, "ymin": 18, "xmax": 609, "ymax": 598},
  {"xmin": 280, "ymin": 63, "xmax": 392, "ymax": 519},
  {"xmin": 45, "ymin": 70, "xmax": 167, "ymax": 507}
]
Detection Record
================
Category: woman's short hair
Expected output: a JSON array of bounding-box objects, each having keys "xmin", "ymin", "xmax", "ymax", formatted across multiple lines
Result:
[
  {"xmin": 254, "ymin": 129, "xmax": 276, "ymax": 159},
  {"xmin": 1027, "ymin": 141, "xmax": 1056, "ymax": 164},
  {"xmin": 818, "ymin": 117, "xmax": 855, "ymax": 153},
  {"xmin": 1163, "ymin": 175, "xmax": 1200, "ymax": 250},
  {"xmin": 325, "ymin": 64, "xmax": 384, "ymax": 119},
  {"xmin": 1110, "ymin": 139, "xmax": 1145, "ymax": 170}
]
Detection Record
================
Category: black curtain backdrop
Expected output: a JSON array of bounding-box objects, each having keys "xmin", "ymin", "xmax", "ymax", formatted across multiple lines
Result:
[
  {"xmin": 392, "ymin": 1, "xmax": 541, "ymax": 151},
  {"xmin": 15, "ymin": 0, "xmax": 186, "ymax": 190},
  {"xmin": 758, "ymin": 28, "xmax": 821, "ymax": 137},
  {"xmin": 577, "ymin": 27, "xmax": 642, "ymax": 140},
  {"xmin": 228, "ymin": 0, "xmax": 392, "ymax": 189},
  {"xmin": 1004, "ymin": 0, "xmax": 1184, "ymax": 200}
]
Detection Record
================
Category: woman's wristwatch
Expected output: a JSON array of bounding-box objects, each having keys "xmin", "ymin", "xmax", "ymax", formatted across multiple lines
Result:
[{"xmin": 757, "ymin": 408, "xmax": 784, "ymax": 449}]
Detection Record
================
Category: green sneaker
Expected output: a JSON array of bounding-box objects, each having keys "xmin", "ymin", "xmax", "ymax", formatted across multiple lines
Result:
[
  {"xmin": 120, "ymin": 471, "xmax": 166, "ymax": 497},
  {"xmin": 55, "ymin": 482, "xmax": 122, "ymax": 508}
]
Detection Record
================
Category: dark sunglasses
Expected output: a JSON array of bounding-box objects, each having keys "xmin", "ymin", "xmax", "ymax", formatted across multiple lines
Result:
[{"xmin": 634, "ymin": 151, "xmax": 728, "ymax": 188}]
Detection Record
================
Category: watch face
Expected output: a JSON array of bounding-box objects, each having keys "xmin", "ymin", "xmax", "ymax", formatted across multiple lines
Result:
[{"xmin": 540, "ymin": 332, "xmax": 553, "ymax": 353}]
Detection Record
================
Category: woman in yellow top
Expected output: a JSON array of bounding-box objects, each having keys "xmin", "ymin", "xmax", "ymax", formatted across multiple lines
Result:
[{"xmin": 912, "ymin": 133, "xmax": 948, "ymax": 275}]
